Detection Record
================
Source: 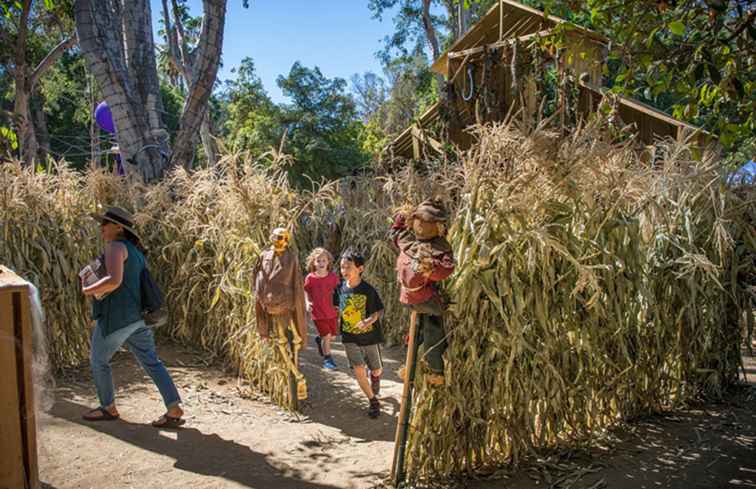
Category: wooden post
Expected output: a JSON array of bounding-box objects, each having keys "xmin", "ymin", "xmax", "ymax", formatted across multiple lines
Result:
[
  {"xmin": 391, "ymin": 311, "xmax": 420, "ymax": 486},
  {"xmin": 0, "ymin": 266, "xmax": 39, "ymax": 489},
  {"xmin": 286, "ymin": 326, "xmax": 299, "ymax": 411}
]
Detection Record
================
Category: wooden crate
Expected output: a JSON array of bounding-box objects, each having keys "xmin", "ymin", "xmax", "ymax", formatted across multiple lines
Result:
[{"xmin": 0, "ymin": 266, "xmax": 39, "ymax": 489}]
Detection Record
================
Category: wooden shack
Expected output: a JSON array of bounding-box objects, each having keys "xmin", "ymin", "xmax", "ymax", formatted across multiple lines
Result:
[
  {"xmin": 0, "ymin": 266, "xmax": 40, "ymax": 489},
  {"xmin": 390, "ymin": 0, "xmax": 710, "ymax": 159}
]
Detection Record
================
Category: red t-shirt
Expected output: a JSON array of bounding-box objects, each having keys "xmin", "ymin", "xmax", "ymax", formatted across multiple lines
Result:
[{"xmin": 304, "ymin": 272, "xmax": 340, "ymax": 320}]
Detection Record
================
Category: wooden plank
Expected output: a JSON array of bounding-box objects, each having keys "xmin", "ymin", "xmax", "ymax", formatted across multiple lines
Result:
[
  {"xmin": 19, "ymin": 290, "xmax": 39, "ymax": 489},
  {"xmin": 577, "ymin": 77, "xmax": 708, "ymax": 134},
  {"xmin": 412, "ymin": 127, "xmax": 421, "ymax": 160},
  {"xmin": 389, "ymin": 102, "xmax": 441, "ymax": 158},
  {"xmin": 411, "ymin": 126, "xmax": 444, "ymax": 154},
  {"xmin": 0, "ymin": 265, "xmax": 29, "ymax": 291},
  {"xmin": 432, "ymin": 0, "xmax": 607, "ymax": 75},
  {"xmin": 0, "ymin": 291, "xmax": 25, "ymax": 489},
  {"xmin": 0, "ymin": 266, "xmax": 38, "ymax": 489},
  {"xmin": 448, "ymin": 29, "xmax": 553, "ymax": 60}
]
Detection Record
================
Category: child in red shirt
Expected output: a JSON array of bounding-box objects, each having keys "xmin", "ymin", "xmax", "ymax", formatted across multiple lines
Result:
[{"xmin": 304, "ymin": 248, "xmax": 340, "ymax": 369}]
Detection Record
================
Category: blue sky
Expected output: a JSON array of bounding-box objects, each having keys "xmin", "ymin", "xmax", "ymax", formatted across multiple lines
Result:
[{"xmin": 149, "ymin": 1, "xmax": 398, "ymax": 104}]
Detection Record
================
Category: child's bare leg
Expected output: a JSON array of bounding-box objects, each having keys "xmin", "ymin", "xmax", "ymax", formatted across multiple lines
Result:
[
  {"xmin": 353, "ymin": 365, "xmax": 375, "ymax": 399},
  {"xmin": 323, "ymin": 334, "xmax": 333, "ymax": 356}
]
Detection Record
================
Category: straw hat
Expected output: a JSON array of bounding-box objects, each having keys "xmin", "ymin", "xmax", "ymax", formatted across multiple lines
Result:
[{"xmin": 91, "ymin": 207, "xmax": 141, "ymax": 241}]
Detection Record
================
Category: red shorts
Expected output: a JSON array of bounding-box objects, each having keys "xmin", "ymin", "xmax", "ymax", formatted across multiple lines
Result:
[{"xmin": 313, "ymin": 317, "xmax": 338, "ymax": 337}]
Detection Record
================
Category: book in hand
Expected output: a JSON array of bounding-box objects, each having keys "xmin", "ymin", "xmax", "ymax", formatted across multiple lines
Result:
[{"xmin": 79, "ymin": 255, "xmax": 108, "ymax": 300}]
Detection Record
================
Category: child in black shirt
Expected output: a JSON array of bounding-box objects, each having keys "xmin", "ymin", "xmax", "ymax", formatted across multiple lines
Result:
[{"xmin": 335, "ymin": 249, "xmax": 384, "ymax": 418}]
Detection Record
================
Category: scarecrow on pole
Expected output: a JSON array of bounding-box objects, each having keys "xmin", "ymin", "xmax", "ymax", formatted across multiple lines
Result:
[
  {"xmin": 389, "ymin": 199, "xmax": 456, "ymax": 484},
  {"xmin": 253, "ymin": 227, "xmax": 308, "ymax": 409}
]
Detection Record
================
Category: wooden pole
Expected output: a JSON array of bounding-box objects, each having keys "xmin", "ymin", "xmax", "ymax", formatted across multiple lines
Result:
[
  {"xmin": 391, "ymin": 310, "xmax": 419, "ymax": 486},
  {"xmin": 286, "ymin": 327, "xmax": 298, "ymax": 411},
  {"xmin": 0, "ymin": 266, "xmax": 39, "ymax": 489}
]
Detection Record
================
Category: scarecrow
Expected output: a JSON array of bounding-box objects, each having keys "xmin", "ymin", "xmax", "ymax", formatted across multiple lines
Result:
[
  {"xmin": 390, "ymin": 199, "xmax": 455, "ymax": 385},
  {"xmin": 253, "ymin": 227, "xmax": 308, "ymax": 404}
]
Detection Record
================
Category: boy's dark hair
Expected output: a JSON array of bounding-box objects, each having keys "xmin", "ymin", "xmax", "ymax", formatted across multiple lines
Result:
[{"xmin": 340, "ymin": 248, "xmax": 365, "ymax": 268}]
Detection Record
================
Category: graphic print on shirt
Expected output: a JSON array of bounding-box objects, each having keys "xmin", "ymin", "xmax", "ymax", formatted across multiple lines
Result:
[{"xmin": 341, "ymin": 294, "xmax": 371, "ymax": 334}]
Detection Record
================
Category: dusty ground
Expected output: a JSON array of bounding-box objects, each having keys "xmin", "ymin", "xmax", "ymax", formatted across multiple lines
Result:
[{"xmin": 39, "ymin": 331, "xmax": 756, "ymax": 489}]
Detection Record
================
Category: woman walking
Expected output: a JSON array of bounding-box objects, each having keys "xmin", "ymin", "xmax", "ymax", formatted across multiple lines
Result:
[{"xmin": 81, "ymin": 207, "xmax": 185, "ymax": 428}]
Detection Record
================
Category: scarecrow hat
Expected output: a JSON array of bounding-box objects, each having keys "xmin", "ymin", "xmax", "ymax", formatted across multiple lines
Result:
[
  {"xmin": 412, "ymin": 199, "xmax": 449, "ymax": 223},
  {"xmin": 91, "ymin": 207, "xmax": 141, "ymax": 242}
]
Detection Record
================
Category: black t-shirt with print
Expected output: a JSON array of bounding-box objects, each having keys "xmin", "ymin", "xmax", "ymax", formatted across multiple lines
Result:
[{"xmin": 334, "ymin": 279, "xmax": 385, "ymax": 346}]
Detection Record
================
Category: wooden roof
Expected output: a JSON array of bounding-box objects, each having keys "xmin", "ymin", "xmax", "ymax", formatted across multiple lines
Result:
[
  {"xmin": 389, "ymin": 1, "xmax": 711, "ymax": 158},
  {"xmin": 431, "ymin": 0, "xmax": 607, "ymax": 76}
]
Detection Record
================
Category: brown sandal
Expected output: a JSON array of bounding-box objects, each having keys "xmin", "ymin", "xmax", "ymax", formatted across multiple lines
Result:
[
  {"xmin": 82, "ymin": 407, "xmax": 120, "ymax": 422},
  {"xmin": 151, "ymin": 414, "xmax": 186, "ymax": 428}
]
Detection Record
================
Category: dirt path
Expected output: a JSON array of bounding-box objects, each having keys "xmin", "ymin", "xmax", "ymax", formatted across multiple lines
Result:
[
  {"xmin": 39, "ymin": 335, "xmax": 756, "ymax": 489},
  {"xmin": 39, "ymin": 326, "xmax": 407, "ymax": 489}
]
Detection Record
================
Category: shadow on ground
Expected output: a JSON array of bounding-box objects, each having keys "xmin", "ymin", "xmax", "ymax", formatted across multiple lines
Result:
[{"xmin": 49, "ymin": 398, "xmax": 345, "ymax": 489}]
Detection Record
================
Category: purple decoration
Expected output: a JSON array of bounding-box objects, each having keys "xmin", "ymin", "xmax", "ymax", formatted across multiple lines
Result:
[
  {"xmin": 114, "ymin": 153, "xmax": 125, "ymax": 176},
  {"xmin": 94, "ymin": 101, "xmax": 116, "ymax": 134}
]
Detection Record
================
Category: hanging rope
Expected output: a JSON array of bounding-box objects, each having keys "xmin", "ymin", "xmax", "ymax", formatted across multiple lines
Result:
[
  {"xmin": 462, "ymin": 64, "xmax": 475, "ymax": 102},
  {"xmin": 125, "ymin": 144, "xmax": 169, "ymax": 166}
]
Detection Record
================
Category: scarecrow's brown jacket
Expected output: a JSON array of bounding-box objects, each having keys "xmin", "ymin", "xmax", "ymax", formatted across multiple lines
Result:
[{"xmin": 253, "ymin": 248, "xmax": 307, "ymax": 341}]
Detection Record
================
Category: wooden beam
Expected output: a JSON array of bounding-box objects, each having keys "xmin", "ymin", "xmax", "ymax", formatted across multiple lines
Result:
[
  {"xmin": 448, "ymin": 29, "xmax": 553, "ymax": 60},
  {"xmin": 577, "ymin": 76, "xmax": 708, "ymax": 134},
  {"xmin": 411, "ymin": 126, "xmax": 444, "ymax": 154},
  {"xmin": 432, "ymin": 0, "xmax": 608, "ymax": 75}
]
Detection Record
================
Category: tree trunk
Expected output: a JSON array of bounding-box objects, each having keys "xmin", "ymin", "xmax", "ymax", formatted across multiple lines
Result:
[
  {"xmin": 169, "ymin": 0, "xmax": 226, "ymax": 168},
  {"xmin": 421, "ymin": 0, "xmax": 446, "ymax": 96},
  {"xmin": 444, "ymin": 0, "xmax": 459, "ymax": 44},
  {"xmin": 13, "ymin": 88, "xmax": 39, "ymax": 166},
  {"xmin": 13, "ymin": 0, "xmax": 36, "ymax": 166},
  {"xmin": 74, "ymin": 0, "xmax": 169, "ymax": 182},
  {"xmin": 458, "ymin": 0, "xmax": 470, "ymax": 38},
  {"xmin": 163, "ymin": 0, "xmax": 221, "ymax": 168},
  {"xmin": 200, "ymin": 110, "xmax": 218, "ymax": 166},
  {"xmin": 31, "ymin": 97, "xmax": 50, "ymax": 164},
  {"xmin": 12, "ymin": 0, "xmax": 75, "ymax": 167},
  {"xmin": 421, "ymin": 0, "xmax": 441, "ymax": 61}
]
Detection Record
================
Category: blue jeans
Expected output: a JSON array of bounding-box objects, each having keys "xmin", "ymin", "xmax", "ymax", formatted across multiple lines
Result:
[{"xmin": 90, "ymin": 319, "xmax": 180, "ymax": 409}]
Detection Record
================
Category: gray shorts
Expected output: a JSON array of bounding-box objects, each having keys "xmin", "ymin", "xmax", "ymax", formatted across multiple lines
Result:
[{"xmin": 344, "ymin": 343, "xmax": 383, "ymax": 370}]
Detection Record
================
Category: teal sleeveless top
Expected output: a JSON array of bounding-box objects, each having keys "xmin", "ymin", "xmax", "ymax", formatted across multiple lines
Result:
[{"xmin": 92, "ymin": 240, "xmax": 145, "ymax": 337}]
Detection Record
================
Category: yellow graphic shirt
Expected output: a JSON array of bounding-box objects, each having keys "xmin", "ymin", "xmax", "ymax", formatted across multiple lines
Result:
[
  {"xmin": 341, "ymin": 294, "xmax": 369, "ymax": 334},
  {"xmin": 336, "ymin": 280, "xmax": 384, "ymax": 346}
]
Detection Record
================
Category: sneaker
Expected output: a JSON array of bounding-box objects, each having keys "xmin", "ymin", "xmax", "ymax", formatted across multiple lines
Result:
[
  {"xmin": 367, "ymin": 397, "xmax": 380, "ymax": 418},
  {"xmin": 370, "ymin": 374, "xmax": 381, "ymax": 397},
  {"xmin": 315, "ymin": 336, "xmax": 323, "ymax": 357},
  {"xmin": 323, "ymin": 357, "xmax": 337, "ymax": 369}
]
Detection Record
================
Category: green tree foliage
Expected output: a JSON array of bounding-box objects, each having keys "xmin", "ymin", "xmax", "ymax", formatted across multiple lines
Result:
[
  {"xmin": 276, "ymin": 62, "xmax": 368, "ymax": 183},
  {"xmin": 37, "ymin": 52, "xmax": 92, "ymax": 166},
  {"xmin": 368, "ymin": 0, "xmax": 499, "ymax": 62},
  {"xmin": 221, "ymin": 59, "xmax": 370, "ymax": 183},
  {"xmin": 351, "ymin": 54, "xmax": 438, "ymax": 152},
  {"xmin": 222, "ymin": 57, "xmax": 282, "ymax": 155},
  {"xmin": 532, "ymin": 0, "xmax": 754, "ymax": 155},
  {"xmin": 1, "ymin": 0, "xmax": 75, "ymax": 163}
]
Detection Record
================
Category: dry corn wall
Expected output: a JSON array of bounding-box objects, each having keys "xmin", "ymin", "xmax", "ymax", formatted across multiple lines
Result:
[{"xmin": 1, "ymin": 123, "xmax": 753, "ymax": 479}]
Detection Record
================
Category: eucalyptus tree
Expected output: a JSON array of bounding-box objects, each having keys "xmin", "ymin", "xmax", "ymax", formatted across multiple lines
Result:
[{"xmin": 74, "ymin": 0, "xmax": 228, "ymax": 181}]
